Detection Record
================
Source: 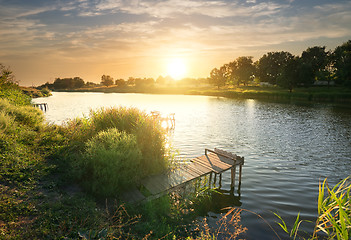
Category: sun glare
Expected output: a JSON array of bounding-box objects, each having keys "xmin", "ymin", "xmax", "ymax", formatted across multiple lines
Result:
[{"xmin": 167, "ymin": 58, "xmax": 187, "ymax": 80}]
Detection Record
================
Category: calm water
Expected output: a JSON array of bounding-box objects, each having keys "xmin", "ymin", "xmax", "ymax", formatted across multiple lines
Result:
[{"xmin": 33, "ymin": 92, "xmax": 351, "ymax": 239}]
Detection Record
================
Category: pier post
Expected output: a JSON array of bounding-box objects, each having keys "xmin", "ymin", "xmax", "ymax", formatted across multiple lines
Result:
[
  {"xmin": 213, "ymin": 173, "xmax": 217, "ymax": 187},
  {"xmin": 231, "ymin": 165, "xmax": 236, "ymax": 188},
  {"xmin": 209, "ymin": 172, "xmax": 213, "ymax": 188},
  {"xmin": 219, "ymin": 173, "xmax": 222, "ymax": 188},
  {"xmin": 238, "ymin": 164, "xmax": 243, "ymax": 185}
]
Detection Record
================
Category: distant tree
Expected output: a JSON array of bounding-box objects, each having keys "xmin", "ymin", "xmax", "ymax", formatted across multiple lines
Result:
[
  {"xmin": 332, "ymin": 40, "xmax": 351, "ymax": 86},
  {"xmin": 233, "ymin": 56, "xmax": 255, "ymax": 86},
  {"xmin": 37, "ymin": 81, "xmax": 54, "ymax": 90},
  {"xmin": 85, "ymin": 81, "xmax": 98, "ymax": 87},
  {"xmin": 53, "ymin": 77, "xmax": 85, "ymax": 89},
  {"xmin": 0, "ymin": 63, "xmax": 18, "ymax": 88},
  {"xmin": 156, "ymin": 76, "xmax": 165, "ymax": 85},
  {"xmin": 209, "ymin": 66, "xmax": 227, "ymax": 89},
  {"xmin": 297, "ymin": 61, "xmax": 315, "ymax": 86},
  {"xmin": 227, "ymin": 61, "xmax": 238, "ymax": 85},
  {"xmin": 301, "ymin": 46, "xmax": 330, "ymax": 83},
  {"xmin": 127, "ymin": 77, "xmax": 135, "ymax": 86},
  {"xmin": 115, "ymin": 79, "xmax": 126, "ymax": 87},
  {"xmin": 135, "ymin": 78, "xmax": 155, "ymax": 88},
  {"xmin": 101, "ymin": 75, "xmax": 114, "ymax": 86},
  {"xmin": 73, "ymin": 77, "xmax": 85, "ymax": 88},
  {"xmin": 256, "ymin": 51, "xmax": 293, "ymax": 85},
  {"xmin": 277, "ymin": 57, "xmax": 300, "ymax": 92}
]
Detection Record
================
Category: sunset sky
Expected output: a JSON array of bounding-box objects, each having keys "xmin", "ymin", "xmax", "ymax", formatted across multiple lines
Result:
[{"xmin": 1, "ymin": 0, "xmax": 351, "ymax": 86}]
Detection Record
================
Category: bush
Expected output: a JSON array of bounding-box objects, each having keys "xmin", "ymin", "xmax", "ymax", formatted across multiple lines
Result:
[
  {"xmin": 0, "ymin": 98, "xmax": 43, "ymax": 129},
  {"xmin": 88, "ymin": 107, "xmax": 168, "ymax": 176},
  {"xmin": 80, "ymin": 128, "xmax": 142, "ymax": 197},
  {"xmin": 0, "ymin": 87, "xmax": 31, "ymax": 106}
]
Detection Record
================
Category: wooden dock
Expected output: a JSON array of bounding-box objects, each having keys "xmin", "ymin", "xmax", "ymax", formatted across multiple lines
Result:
[
  {"xmin": 33, "ymin": 103, "xmax": 48, "ymax": 112},
  {"xmin": 121, "ymin": 148, "xmax": 244, "ymax": 204}
]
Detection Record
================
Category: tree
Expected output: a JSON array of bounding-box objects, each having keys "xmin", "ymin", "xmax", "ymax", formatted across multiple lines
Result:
[
  {"xmin": 297, "ymin": 61, "xmax": 314, "ymax": 86},
  {"xmin": 156, "ymin": 76, "xmax": 165, "ymax": 85},
  {"xmin": 227, "ymin": 61, "xmax": 238, "ymax": 85},
  {"xmin": 101, "ymin": 75, "xmax": 114, "ymax": 86},
  {"xmin": 256, "ymin": 51, "xmax": 293, "ymax": 85},
  {"xmin": 233, "ymin": 56, "xmax": 255, "ymax": 86},
  {"xmin": 53, "ymin": 77, "xmax": 85, "ymax": 89},
  {"xmin": 332, "ymin": 40, "xmax": 351, "ymax": 86},
  {"xmin": 0, "ymin": 63, "xmax": 18, "ymax": 88},
  {"xmin": 277, "ymin": 57, "xmax": 300, "ymax": 92},
  {"xmin": 209, "ymin": 66, "xmax": 227, "ymax": 89},
  {"xmin": 301, "ymin": 46, "xmax": 330, "ymax": 83},
  {"xmin": 127, "ymin": 77, "xmax": 135, "ymax": 86},
  {"xmin": 115, "ymin": 79, "xmax": 126, "ymax": 87},
  {"xmin": 73, "ymin": 77, "xmax": 85, "ymax": 88}
]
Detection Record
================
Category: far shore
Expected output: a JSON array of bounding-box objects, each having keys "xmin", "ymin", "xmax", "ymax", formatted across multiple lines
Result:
[{"xmin": 51, "ymin": 85, "xmax": 351, "ymax": 105}]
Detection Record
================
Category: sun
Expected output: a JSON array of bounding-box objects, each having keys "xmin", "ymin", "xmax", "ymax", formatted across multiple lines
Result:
[{"xmin": 167, "ymin": 58, "xmax": 187, "ymax": 80}]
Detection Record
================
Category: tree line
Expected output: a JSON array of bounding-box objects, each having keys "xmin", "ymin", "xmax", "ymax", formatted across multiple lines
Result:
[
  {"xmin": 209, "ymin": 40, "xmax": 351, "ymax": 91},
  {"xmin": 38, "ymin": 74, "xmax": 209, "ymax": 90},
  {"xmin": 36, "ymin": 40, "xmax": 350, "ymax": 91}
]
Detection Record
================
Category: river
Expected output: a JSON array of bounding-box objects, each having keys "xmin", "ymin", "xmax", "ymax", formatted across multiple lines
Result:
[{"xmin": 33, "ymin": 92, "xmax": 351, "ymax": 239}]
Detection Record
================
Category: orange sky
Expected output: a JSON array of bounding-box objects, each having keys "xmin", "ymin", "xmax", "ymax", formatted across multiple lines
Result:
[{"xmin": 0, "ymin": 0, "xmax": 351, "ymax": 86}]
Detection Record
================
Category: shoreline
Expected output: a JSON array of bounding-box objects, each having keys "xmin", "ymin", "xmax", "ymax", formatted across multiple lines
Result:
[{"xmin": 52, "ymin": 85, "xmax": 351, "ymax": 106}]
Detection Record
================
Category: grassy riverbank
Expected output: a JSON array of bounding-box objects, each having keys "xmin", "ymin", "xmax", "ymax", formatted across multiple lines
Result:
[
  {"xmin": 56, "ymin": 85, "xmax": 351, "ymax": 105},
  {"xmin": 1, "ymin": 87, "xmax": 350, "ymax": 239},
  {"xmin": 0, "ymin": 89, "xmax": 248, "ymax": 239}
]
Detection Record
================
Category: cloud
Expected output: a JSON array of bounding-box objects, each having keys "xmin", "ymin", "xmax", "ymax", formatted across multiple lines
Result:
[{"xmin": 91, "ymin": 0, "xmax": 288, "ymax": 18}]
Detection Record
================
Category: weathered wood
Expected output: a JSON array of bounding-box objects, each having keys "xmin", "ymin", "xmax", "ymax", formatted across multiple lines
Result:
[
  {"xmin": 33, "ymin": 103, "xmax": 48, "ymax": 112},
  {"xmin": 122, "ymin": 148, "xmax": 244, "ymax": 204},
  {"xmin": 193, "ymin": 155, "xmax": 231, "ymax": 173},
  {"xmin": 121, "ymin": 187, "xmax": 146, "ymax": 204},
  {"xmin": 239, "ymin": 164, "xmax": 243, "ymax": 184}
]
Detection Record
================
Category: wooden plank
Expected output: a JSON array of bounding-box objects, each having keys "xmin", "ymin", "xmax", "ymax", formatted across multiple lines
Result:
[
  {"xmin": 178, "ymin": 166, "xmax": 198, "ymax": 180},
  {"xmin": 189, "ymin": 161, "xmax": 213, "ymax": 174},
  {"xmin": 196, "ymin": 154, "xmax": 229, "ymax": 169},
  {"xmin": 143, "ymin": 175, "xmax": 168, "ymax": 195},
  {"xmin": 121, "ymin": 187, "xmax": 146, "ymax": 204},
  {"xmin": 206, "ymin": 153, "xmax": 233, "ymax": 168},
  {"xmin": 183, "ymin": 164, "xmax": 204, "ymax": 177},
  {"xmin": 167, "ymin": 170, "xmax": 191, "ymax": 187},
  {"xmin": 182, "ymin": 165, "xmax": 202, "ymax": 178},
  {"xmin": 201, "ymin": 154, "xmax": 233, "ymax": 170},
  {"xmin": 192, "ymin": 156, "xmax": 227, "ymax": 173}
]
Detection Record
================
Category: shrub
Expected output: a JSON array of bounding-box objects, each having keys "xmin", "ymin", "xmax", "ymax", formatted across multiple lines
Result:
[
  {"xmin": 88, "ymin": 107, "xmax": 168, "ymax": 176},
  {"xmin": 80, "ymin": 128, "xmax": 142, "ymax": 197},
  {"xmin": 0, "ymin": 87, "xmax": 31, "ymax": 106},
  {"xmin": 0, "ymin": 98, "xmax": 43, "ymax": 129}
]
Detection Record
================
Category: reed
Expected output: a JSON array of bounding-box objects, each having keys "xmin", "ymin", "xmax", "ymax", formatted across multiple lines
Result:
[{"xmin": 275, "ymin": 177, "xmax": 351, "ymax": 239}]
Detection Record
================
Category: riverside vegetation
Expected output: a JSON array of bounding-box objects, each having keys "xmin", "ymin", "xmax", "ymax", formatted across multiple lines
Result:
[
  {"xmin": 1, "ymin": 66, "xmax": 350, "ymax": 239},
  {"xmin": 0, "ymin": 82, "xmax": 248, "ymax": 239}
]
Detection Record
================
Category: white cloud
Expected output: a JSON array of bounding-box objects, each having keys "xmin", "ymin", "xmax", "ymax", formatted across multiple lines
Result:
[{"xmin": 91, "ymin": 0, "xmax": 288, "ymax": 18}]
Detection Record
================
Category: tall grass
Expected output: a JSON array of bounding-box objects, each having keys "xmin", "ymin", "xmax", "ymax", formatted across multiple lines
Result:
[
  {"xmin": 81, "ymin": 128, "xmax": 142, "ymax": 197},
  {"xmin": 90, "ymin": 107, "xmax": 168, "ymax": 175},
  {"xmin": 0, "ymin": 87, "xmax": 31, "ymax": 106},
  {"xmin": 56, "ymin": 106, "xmax": 169, "ymax": 198},
  {"xmin": 0, "ymin": 98, "xmax": 44, "ymax": 129},
  {"xmin": 275, "ymin": 177, "xmax": 351, "ymax": 239}
]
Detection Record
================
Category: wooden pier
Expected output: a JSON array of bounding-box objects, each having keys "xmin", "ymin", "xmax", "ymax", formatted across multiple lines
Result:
[
  {"xmin": 121, "ymin": 148, "xmax": 244, "ymax": 204},
  {"xmin": 33, "ymin": 103, "xmax": 48, "ymax": 112}
]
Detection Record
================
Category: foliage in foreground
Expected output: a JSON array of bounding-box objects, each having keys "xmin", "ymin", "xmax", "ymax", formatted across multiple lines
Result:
[
  {"xmin": 56, "ymin": 106, "xmax": 169, "ymax": 198},
  {"xmin": 275, "ymin": 177, "xmax": 351, "ymax": 239}
]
